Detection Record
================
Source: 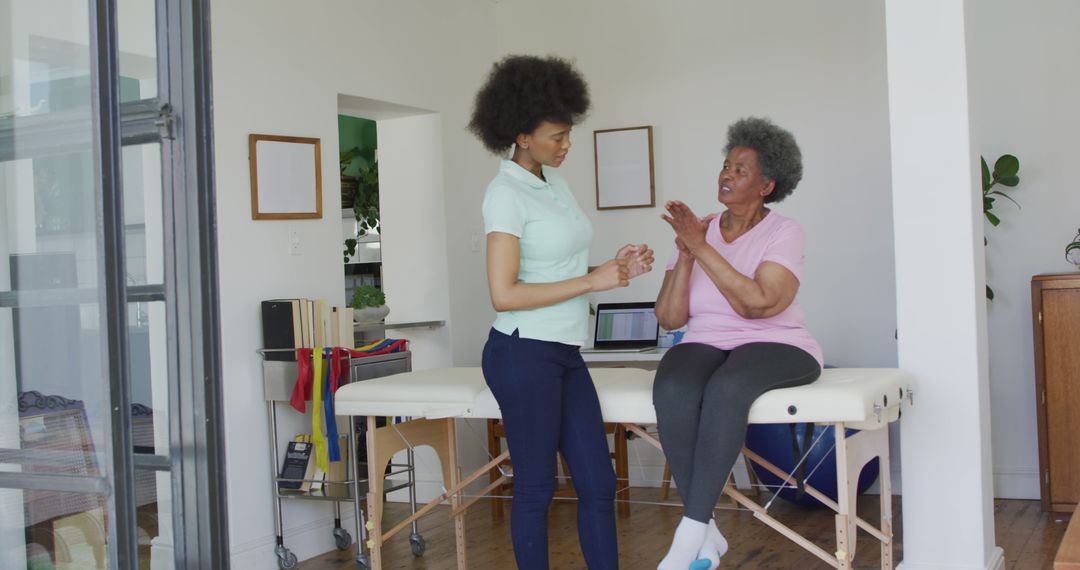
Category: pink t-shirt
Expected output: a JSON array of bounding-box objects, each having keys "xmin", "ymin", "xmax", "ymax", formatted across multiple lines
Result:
[{"xmin": 665, "ymin": 211, "xmax": 823, "ymax": 366}]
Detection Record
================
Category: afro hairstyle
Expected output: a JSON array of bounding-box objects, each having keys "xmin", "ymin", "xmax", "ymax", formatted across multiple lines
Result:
[{"xmin": 468, "ymin": 55, "xmax": 591, "ymax": 155}]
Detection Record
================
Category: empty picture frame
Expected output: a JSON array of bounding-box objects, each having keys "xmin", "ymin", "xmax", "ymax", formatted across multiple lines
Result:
[
  {"xmin": 594, "ymin": 126, "xmax": 655, "ymax": 210},
  {"xmin": 249, "ymin": 134, "xmax": 323, "ymax": 220}
]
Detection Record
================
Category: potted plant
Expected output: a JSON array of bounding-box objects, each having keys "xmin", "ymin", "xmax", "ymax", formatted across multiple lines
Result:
[
  {"xmin": 352, "ymin": 160, "xmax": 379, "ymax": 236},
  {"xmin": 981, "ymin": 154, "xmax": 1020, "ymax": 226},
  {"xmin": 981, "ymin": 154, "xmax": 1021, "ymax": 300},
  {"xmin": 341, "ymin": 146, "xmax": 380, "ymax": 262},
  {"xmin": 340, "ymin": 148, "xmax": 360, "ymax": 209},
  {"xmin": 351, "ymin": 284, "xmax": 389, "ymax": 323}
]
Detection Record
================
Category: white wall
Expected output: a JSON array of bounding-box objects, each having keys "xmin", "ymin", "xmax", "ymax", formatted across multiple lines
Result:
[
  {"xmin": 972, "ymin": 0, "xmax": 1080, "ymax": 500},
  {"xmin": 210, "ymin": 1, "xmax": 495, "ymax": 566}
]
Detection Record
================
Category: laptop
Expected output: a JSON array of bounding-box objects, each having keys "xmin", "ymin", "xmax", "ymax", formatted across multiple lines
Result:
[{"xmin": 581, "ymin": 302, "xmax": 660, "ymax": 353}]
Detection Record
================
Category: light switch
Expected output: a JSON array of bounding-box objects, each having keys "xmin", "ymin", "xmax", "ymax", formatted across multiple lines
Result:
[{"xmin": 288, "ymin": 230, "xmax": 302, "ymax": 256}]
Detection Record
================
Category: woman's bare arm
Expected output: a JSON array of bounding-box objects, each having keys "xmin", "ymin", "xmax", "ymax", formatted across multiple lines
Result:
[{"xmin": 486, "ymin": 232, "xmax": 629, "ymax": 311}]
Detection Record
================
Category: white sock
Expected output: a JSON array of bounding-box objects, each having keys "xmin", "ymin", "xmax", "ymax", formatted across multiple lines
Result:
[
  {"xmin": 694, "ymin": 519, "xmax": 729, "ymax": 570},
  {"xmin": 658, "ymin": 517, "xmax": 707, "ymax": 570}
]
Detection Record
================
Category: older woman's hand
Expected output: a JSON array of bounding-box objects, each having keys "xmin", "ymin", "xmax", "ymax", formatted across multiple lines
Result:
[
  {"xmin": 661, "ymin": 201, "xmax": 708, "ymax": 253},
  {"xmin": 616, "ymin": 244, "xmax": 654, "ymax": 279}
]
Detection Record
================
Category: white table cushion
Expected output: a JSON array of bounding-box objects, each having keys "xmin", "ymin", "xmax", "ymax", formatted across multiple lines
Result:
[
  {"xmin": 335, "ymin": 366, "xmax": 912, "ymax": 427},
  {"xmin": 749, "ymin": 368, "xmax": 910, "ymax": 426},
  {"xmin": 480, "ymin": 368, "xmax": 909, "ymax": 425},
  {"xmin": 334, "ymin": 367, "xmax": 486, "ymax": 418},
  {"xmin": 468, "ymin": 367, "xmax": 655, "ymax": 421}
]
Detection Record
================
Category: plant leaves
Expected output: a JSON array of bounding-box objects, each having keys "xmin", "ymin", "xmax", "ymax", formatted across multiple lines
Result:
[
  {"xmin": 997, "ymin": 175, "xmax": 1020, "ymax": 187},
  {"xmin": 351, "ymin": 284, "xmax": 386, "ymax": 309},
  {"xmin": 993, "ymin": 154, "xmax": 1019, "ymax": 178},
  {"xmin": 986, "ymin": 285, "xmax": 994, "ymax": 301},
  {"xmin": 340, "ymin": 147, "xmax": 362, "ymax": 163},
  {"xmin": 1067, "ymin": 242, "xmax": 1080, "ymax": 264},
  {"xmin": 985, "ymin": 211, "xmax": 1000, "ymax": 226},
  {"xmin": 980, "ymin": 157, "xmax": 990, "ymax": 193},
  {"xmin": 989, "ymin": 190, "xmax": 1021, "ymax": 209}
]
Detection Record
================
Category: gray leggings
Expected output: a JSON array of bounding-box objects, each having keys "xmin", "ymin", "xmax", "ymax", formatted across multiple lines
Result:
[{"xmin": 653, "ymin": 342, "xmax": 821, "ymax": 522}]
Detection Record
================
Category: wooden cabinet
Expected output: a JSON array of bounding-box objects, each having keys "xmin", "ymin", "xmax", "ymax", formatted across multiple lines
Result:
[{"xmin": 1032, "ymin": 273, "xmax": 1080, "ymax": 513}]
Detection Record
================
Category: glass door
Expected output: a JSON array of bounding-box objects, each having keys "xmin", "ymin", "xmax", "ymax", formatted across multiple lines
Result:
[{"xmin": 0, "ymin": 0, "xmax": 226, "ymax": 568}]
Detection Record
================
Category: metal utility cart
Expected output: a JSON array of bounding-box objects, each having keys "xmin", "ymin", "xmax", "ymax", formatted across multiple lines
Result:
[{"xmin": 261, "ymin": 349, "xmax": 423, "ymax": 569}]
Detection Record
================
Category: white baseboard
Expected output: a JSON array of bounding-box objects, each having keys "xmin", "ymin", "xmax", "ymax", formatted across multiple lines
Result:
[
  {"xmin": 896, "ymin": 546, "xmax": 1004, "ymax": 570},
  {"xmin": 230, "ymin": 514, "xmax": 358, "ymax": 568},
  {"xmin": 987, "ymin": 546, "xmax": 1005, "ymax": 570},
  {"xmin": 632, "ymin": 459, "xmax": 906, "ymax": 496},
  {"xmin": 993, "ymin": 466, "xmax": 1039, "ymax": 499},
  {"xmin": 859, "ymin": 465, "xmax": 1033, "ymax": 499}
]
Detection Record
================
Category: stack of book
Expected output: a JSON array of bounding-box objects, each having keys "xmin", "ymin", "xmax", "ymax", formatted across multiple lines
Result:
[{"xmin": 261, "ymin": 298, "xmax": 356, "ymax": 359}]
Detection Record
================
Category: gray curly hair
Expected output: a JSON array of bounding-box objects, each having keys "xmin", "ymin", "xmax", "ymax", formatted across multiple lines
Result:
[{"xmin": 723, "ymin": 117, "xmax": 803, "ymax": 203}]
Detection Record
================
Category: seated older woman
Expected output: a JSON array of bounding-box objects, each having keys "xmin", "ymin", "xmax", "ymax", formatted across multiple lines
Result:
[{"xmin": 653, "ymin": 117, "xmax": 823, "ymax": 570}]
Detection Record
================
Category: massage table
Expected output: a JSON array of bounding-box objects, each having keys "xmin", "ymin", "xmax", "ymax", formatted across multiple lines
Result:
[{"xmin": 335, "ymin": 367, "xmax": 913, "ymax": 569}]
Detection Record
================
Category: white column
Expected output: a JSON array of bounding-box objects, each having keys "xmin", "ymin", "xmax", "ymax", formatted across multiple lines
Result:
[
  {"xmin": 377, "ymin": 113, "xmax": 453, "ymax": 371},
  {"xmin": 377, "ymin": 113, "xmax": 455, "ymax": 502},
  {"xmin": 885, "ymin": 1, "xmax": 1002, "ymax": 569}
]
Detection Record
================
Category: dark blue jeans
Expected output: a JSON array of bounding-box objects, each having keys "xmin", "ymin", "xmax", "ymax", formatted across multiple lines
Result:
[{"xmin": 482, "ymin": 328, "xmax": 618, "ymax": 570}]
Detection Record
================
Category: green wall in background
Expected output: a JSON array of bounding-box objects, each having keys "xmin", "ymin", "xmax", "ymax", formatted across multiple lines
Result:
[{"xmin": 338, "ymin": 115, "xmax": 377, "ymax": 177}]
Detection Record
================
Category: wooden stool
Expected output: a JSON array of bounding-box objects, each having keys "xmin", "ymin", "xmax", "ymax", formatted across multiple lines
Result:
[{"xmin": 487, "ymin": 419, "xmax": 631, "ymax": 517}]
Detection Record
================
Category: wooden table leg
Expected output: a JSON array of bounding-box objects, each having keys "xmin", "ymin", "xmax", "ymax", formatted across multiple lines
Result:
[
  {"xmin": 613, "ymin": 423, "xmax": 630, "ymax": 517},
  {"xmin": 486, "ymin": 419, "xmax": 506, "ymax": 518}
]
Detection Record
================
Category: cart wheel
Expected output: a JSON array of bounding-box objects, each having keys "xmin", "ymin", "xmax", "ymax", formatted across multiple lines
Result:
[
  {"xmin": 409, "ymin": 533, "xmax": 426, "ymax": 557},
  {"xmin": 275, "ymin": 546, "xmax": 298, "ymax": 570},
  {"xmin": 355, "ymin": 552, "xmax": 370, "ymax": 569},
  {"xmin": 333, "ymin": 527, "xmax": 352, "ymax": 551}
]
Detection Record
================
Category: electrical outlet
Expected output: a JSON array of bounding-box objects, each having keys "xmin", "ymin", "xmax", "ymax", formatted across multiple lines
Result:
[
  {"xmin": 471, "ymin": 231, "xmax": 482, "ymax": 253},
  {"xmin": 288, "ymin": 230, "xmax": 302, "ymax": 256}
]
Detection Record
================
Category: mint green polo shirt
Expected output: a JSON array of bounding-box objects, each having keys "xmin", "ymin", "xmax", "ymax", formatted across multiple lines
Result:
[{"xmin": 482, "ymin": 159, "xmax": 594, "ymax": 344}]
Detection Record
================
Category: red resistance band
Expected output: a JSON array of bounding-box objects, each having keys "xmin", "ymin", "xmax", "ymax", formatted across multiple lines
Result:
[{"xmin": 288, "ymin": 348, "xmax": 314, "ymax": 413}]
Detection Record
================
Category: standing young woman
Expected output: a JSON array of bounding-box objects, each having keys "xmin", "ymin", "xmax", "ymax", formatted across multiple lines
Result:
[{"xmin": 469, "ymin": 55, "xmax": 654, "ymax": 570}]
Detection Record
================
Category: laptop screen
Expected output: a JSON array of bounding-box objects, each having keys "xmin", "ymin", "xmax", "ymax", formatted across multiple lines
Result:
[{"xmin": 592, "ymin": 302, "xmax": 659, "ymax": 349}]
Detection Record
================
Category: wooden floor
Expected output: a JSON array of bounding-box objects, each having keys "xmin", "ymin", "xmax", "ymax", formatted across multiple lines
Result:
[{"xmin": 301, "ymin": 489, "xmax": 1068, "ymax": 569}]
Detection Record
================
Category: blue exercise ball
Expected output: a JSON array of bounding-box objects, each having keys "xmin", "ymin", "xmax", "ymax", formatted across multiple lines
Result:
[{"xmin": 744, "ymin": 422, "xmax": 880, "ymax": 508}]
